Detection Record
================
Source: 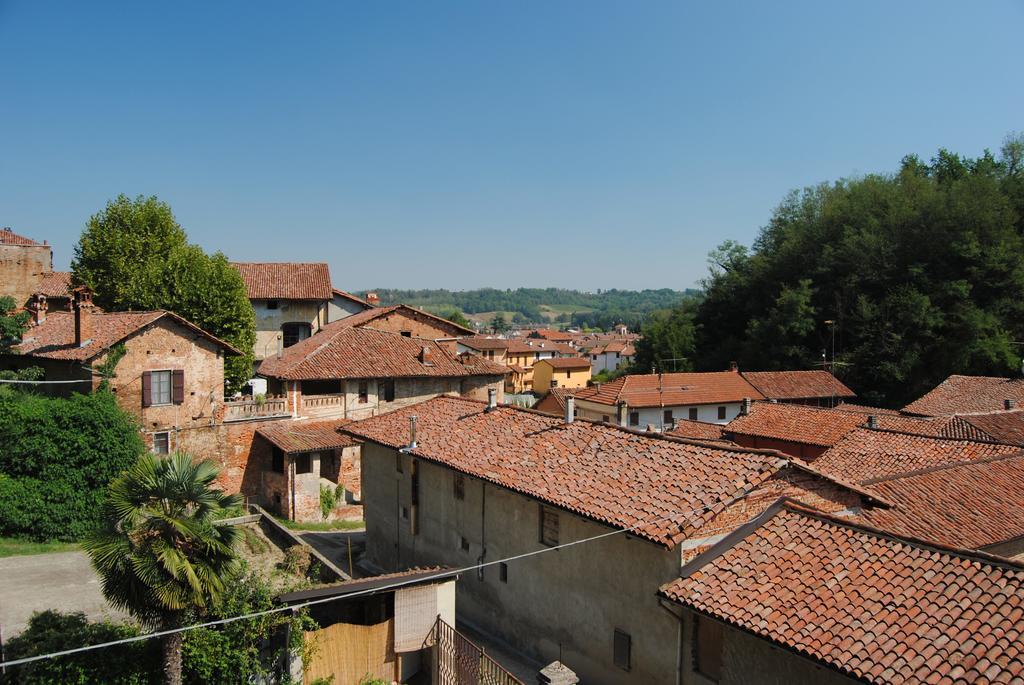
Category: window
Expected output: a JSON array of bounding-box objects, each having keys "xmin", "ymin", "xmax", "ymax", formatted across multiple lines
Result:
[
  {"xmin": 271, "ymin": 447, "xmax": 285, "ymax": 473},
  {"xmin": 717, "ymin": 406, "xmax": 727, "ymax": 420},
  {"xmin": 460, "ymin": 536, "xmax": 470, "ymax": 552},
  {"xmin": 565, "ymin": 370, "xmax": 571, "ymax": 378},
  {"xmin": 539, "ymin": 505, "xmax": 559, "ymax": 547},
  {"xmin": 294, "ymin": 453, "xmax": 312, "ymax": 474},
  {"xmin": 281, "ymin": 322, "xmax": 311, "ymax": 348},
  {"xmin": 695, "ymin": 614, "xmax": 724, "ymax": 681},
  {"xmin": 266, "ymin": 300, "xmax": 279, "ymax": 310},
  {"xmin": 454, "ymin": 474, "xmax": 465, "ymax": 500},
  {"xmin": 592, "ymin": 355, "xmax": 598, "ymax": 360},
  {"xmin": 382, "ymin": 380, "xmax": 396, "ymax": 403},
  {"xmin": 499, "ymin": 562, "xmax": 508, "ymax": 583},
  {"xmin": 613, "ymin": 629, "xmax": 632, "ymax": 671},
  {"xmin": 629, "ymin": 411, "xmax": 640, "ymax": 426},
  {"xmin": 358, "ymin": 381, "xmax": 369, "ymax": 403},
  {"xmin": 689, "ymin": 407, "xmax": 698, "ymax": 421},
  {"xmin": 602, "ymin": 415, "xmax": 610, "ymax": 423},
  {"xmin": 663, "ymin": 410, "xmax": 673, "ymax": 425},
  {"xmin": 152, "ymin": 432, "xmax": 170, "ymax": 454},
  {"xmin": 149, "ymin": 370, "xmax": 172, "ymax": 406},
  {"xmin": 400, "ymin": 331, "xmax": 412, "ymax": 337}
]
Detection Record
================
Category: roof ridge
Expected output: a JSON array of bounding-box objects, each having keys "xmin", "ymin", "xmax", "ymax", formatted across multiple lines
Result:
[
  {"xmin": 854, "ymin": 425, "xmax": 1018, "ymax": 446},
  {"xmin": 862, "ymin": 448, "xmax": 1024, "ymax": 485}
]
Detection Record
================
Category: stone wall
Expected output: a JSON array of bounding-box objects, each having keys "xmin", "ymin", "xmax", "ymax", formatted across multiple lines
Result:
[{"xmin": 0, "ymin": 242, "xmax": 52, "ymax": 306}]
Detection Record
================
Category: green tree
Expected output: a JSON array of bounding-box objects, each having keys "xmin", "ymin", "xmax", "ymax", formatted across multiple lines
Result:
[
  {"xmin": 0, "ymin": 389, "xmax": 145, "ymax": 541},
  {"xmin": 84, "ymin": 453, "xmax": 242, "ymax": 685},
  {"xmin": 439, "ymin": 308, "xmax": 473, "ymax": 330},
  {"xmin": 632, "ymin": 300, "xmax": 698, "ymax": 374},
  {"xmin": 71, "ymin": 195, "xmax": 255, "ymax": 393},
  {"xmin": 490, "ymin": 313, "xmax": 509, "ymax": 333},
  {"xmin": 0, "ymin": 295, "xmax": 29, "ymax": 351}
]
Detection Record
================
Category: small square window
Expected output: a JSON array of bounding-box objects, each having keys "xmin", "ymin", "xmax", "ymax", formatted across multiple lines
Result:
[
  {"xmin": 460, "ymin": 536, "xmax": 470, "ymax": 552},
  {"xmin": 454, "ymin": 474, "xmax": 465, "ymax": 500},
  {"xmin": 539, "ymin": 505, "xmax": 559, "ymax": 547},
  {"xmin": 602, "ymin": 415, "xmax": 610, "ymax": 423},
  {"xmin": 152, "ymin": 432, "xmax": 170, "ymax": 454},
  {"xmin": 266, "ymin": 300, "xmax": 279, "ymax": 310},
  {"xmin": 717, "ymin": 406, "xmax": 727, "ymax": 420},
  {"xmin": 358, "ymin": 381, "xmax": 369, "ymax": 404},
  {"xmin": 382, "ymin": 380, "xmax": 396, "ymax": 403},
  {"xmin": 401, "ymin": 506, "xmax": 409, "ymax": 520},
  {"xmin": 689, "ymin": 407, "xmax": 698, "ymax": 421},
  {"xmin": 663, "ymin": 410, "xmax": 673, "ymax": 425},
  {"xmin": 400, "ymin": 331, "xmax": 412, "ymax": 337},
  {"xmin": 629, "ymin": 411, "xmax": 640, "ymax": 426},
  {"xmin": 294, "ymin": 453, "xmax": 312, "ymax": 474},
  {"xmin": 499, "ymin": 562, "xmax": 508, "ymax": 583},
  {"xmin": 613, "ymin": 629, "xmax": 631, "ymax": 671}
]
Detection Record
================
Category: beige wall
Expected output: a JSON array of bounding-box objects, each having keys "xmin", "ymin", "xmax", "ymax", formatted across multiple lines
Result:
[
  {"xmin": 252, "ymin": 299, "xmax": 327, "ymax": 360},
  {"xmin": 293, "ymin": 376, "xmax": 505, "ymax": 421},
  {"xmin": 0, "ymin": 242, "xmax": 52, "ymax": 306},
  {"xmin": 532, "ymin": 363, "xmax": 590, "ymax": 393},
  {"xmin": 361, "ymin": 442, "xmax": 683, "ymax": 685}
]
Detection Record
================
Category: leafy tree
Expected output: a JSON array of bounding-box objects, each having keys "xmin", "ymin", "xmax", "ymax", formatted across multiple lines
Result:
[
  {"xmin": 438, "ymin": 308, "xmax": 473, "ymax": 330},
  {"xmin": 0, "ymin": 389, "xmax": 145, "ymax": 541},
  {"xmin": 490, "ymin": 313, "xmax": 509, "ymax": 333},
  {"xmin": 71, "ymin": 195, "xmax": 255, "ymax": 393},
  {"xmin": 0, "ymin": 295, "xmax": 29, "ymax": 351},
  {"xmin": 632, "ymin": 300, "xmax": 698, "ymax": 374},
  {"xmin": 84, "ymin": 452, "xmax": 242, "ymax": 685},
  {"xmin": 0, "ymin": 611, "xmax": 160, "ymax": 685}
]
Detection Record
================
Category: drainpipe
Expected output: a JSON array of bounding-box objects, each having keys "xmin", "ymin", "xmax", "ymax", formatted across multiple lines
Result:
[
  {"xmin": 477, "ymin": 482, "xmax": 487, "ymax": 581},
  {"xmin": 658, "ymin": 598, "xmax": 685, "ymax": 685}
]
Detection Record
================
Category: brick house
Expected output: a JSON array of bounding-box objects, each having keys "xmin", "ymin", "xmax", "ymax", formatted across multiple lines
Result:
[
  {"xmin": 343, "ymin": 395, "xmax": 881, "ymax": 685},
  {"xmin": 724, "ymin": 402, "xmax": 866, "ymax": 460},
  {"xmin": 0, "ymin": 227, "xmax": 55, "ymax": 307},
  {"xmin": 659, "ymin": 499, "xmax": 1024, "ymax": 684}
]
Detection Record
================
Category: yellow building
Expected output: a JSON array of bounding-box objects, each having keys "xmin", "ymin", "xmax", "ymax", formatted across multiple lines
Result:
[{"xmin": 531, "ymin": 357, "xmax": 592, "ymax": 393}]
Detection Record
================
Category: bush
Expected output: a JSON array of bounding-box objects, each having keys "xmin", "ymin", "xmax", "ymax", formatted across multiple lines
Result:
[
  {"xmin": 0, "ymin": 611, "xmax": 160, "ymax": 685},
  {"xmin": 0, "ymin": 390, "xmax": 144, "ymax": 541},
  {"xmin": 281, "ymin": 545, "xmax": 312, "ymax": 576},
  {"xmin": 319, "ymin": 483, "xmax": 342, "ymax": 519}
]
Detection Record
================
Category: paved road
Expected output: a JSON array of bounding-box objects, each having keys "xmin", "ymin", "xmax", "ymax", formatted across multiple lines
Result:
[
  {"xmin": 298, "ymin": 530, "xmax": 366, "ymax": 577},
  {"xmin": 0, "ymin": 551, "xmax": 129, "ymax": 638}
]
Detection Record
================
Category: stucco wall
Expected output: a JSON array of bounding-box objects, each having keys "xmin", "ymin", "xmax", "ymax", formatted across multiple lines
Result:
[
  {"xmin": 532, "ymin": 364, "xmax": 590, "ymax": 393},
  {"xmin": 361, "ymin": 442, "xmax": 683, "ymax": 685},
  {"xmin": 575, "ymin": 400, "xmax": 743, "ymax": 429},
  {"xmin": 252, "ymin": 299, "xmax": 326, "ymax": 360},
  {"xmin": 327, "ymin": 295, "xmax": 367, "ymax": 323},
  {"xmin": 678, "ymin": 610, "xmax": 859, "ymax": 685},
  {"xmin": 0, "ymin": 242, "xmax": 52, "ymax": 306}
]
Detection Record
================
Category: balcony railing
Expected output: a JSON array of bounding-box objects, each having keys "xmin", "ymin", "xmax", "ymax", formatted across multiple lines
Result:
[
  {"xmin": 222, "ymin": 395, "xmax": 290, "ymax": 422},
  {"xmin": 431, "ymin": 617, "xmax": 524, "ymax": 685}
]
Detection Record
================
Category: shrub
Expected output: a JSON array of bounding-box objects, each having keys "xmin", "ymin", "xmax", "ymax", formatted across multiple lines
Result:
[
  {"xmin": 281, "ymin": 545, "xmax": 311, "ymax": 576},
  {"xmin": 319, "ymin": 483, "xmax": 341, "ymax": 519}
]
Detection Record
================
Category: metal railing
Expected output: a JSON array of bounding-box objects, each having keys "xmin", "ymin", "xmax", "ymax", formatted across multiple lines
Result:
[{"xmin": 431, "ymin": 617, "xmax": 525, "ymax": 685}]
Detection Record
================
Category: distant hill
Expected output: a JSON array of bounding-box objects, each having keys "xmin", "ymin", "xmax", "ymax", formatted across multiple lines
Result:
[{"xmin": 359, "ymin": 287, "xmax": 697, "ymax": 329}]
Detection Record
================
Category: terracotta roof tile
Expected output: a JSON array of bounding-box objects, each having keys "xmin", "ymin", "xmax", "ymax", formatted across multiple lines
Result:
[
  {"xmin": 666, "ymin": 419, "xmax": 728, "ymax": 441},
  {"xmin": 257, "ymin": 419, "xmax": 357, "ymax": 453},
  {"xmin": 961, "ymin": 411, "xmax": 1024, "ymax": 446},
  {"xmin": 13, "ymin": 310, "xmax": 240, "ymax": 361},
  {"xmin": 860, "ymin": 452, "xmax": 1024, "ymax": 550},
  {"xmin": 0, "ymin": 228, "xmax": 41, "ymax": 246},
  {"xmin": 257, "ymin": 324, "xmax": 507, "ymax": 381},
  {"xmin": 574, "ymin": 372, "xmax": 763, "ymax": 408},
  {"xmin": 342, "ymin": 396, "xmax": 868, "ymax": 547},
  {"xmin": 903, "ymin": 375, "xmax": 1024, "ymax": 416},
  {"xmin": 726, "ymin": 403, "xmax": 865, "ymax": 448},
  {"xmin": 660, "ymin": 501, "xmax": 1024, "ymax": 685},
  {"xmin": 331, "ymin": 288, "xmax": 372, "ymax": 308},
  {"xmin": 328, "ymin": 304, "xmax": 474, "ymax": 337},
  {"xmin": 231, "ymin": 262, "xmax": 332, "ymax": 300},
  {"xmin": 37, "ymin": 271, "xmax": 71, "ymax": 298},
  {"xmin": 834, "ymin": 402, "xmax": 901, "ymax": 416},
  {"xmin": 533, "ymin": 387, "xmax": 576, "ymax": 415},
  {"xmin": 872, "ymin": 414, "xmax": 996, "ymax": 441},
  {"xmin": 459, "ymin": 337, "xmax": 511, "ymax": 352},
  {"xmin": 536, "ymin": 357, "xmax": 590, "ymax": 370},
  {"xmin": 813, "ymin": 428, "xmax": 1021, "ymax": 483},
  {"xmin": 740, "ymin": 370, "xmax": 856, "ymax": 401}
]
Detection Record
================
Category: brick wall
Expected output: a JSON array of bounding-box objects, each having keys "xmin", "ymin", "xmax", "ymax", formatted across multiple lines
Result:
[
  {"xmin": 361, "ymin": 308, "xmax": 466, "ymax": 340},
  {"xmin": 730, "ymin": 434, "xmax": 828, "ymax": 461},
  {"xmin": 0, "ymin": 243, "xmax": 52, "ymax": 306}
]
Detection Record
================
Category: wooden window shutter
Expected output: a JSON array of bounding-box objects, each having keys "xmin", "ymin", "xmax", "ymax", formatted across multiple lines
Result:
[
  {"xmin": 172, "ymin": 370, "xmax": 185, "ymax": 404},
  {"xmin": 141, "ymin": 371, "xmax": 152, "ymax": 408}
]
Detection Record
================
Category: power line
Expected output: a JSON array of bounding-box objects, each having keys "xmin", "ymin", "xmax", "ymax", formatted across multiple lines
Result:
[
  {"xmin": 0, "ymin": 378, "xmax": 94, "ymax": 384},
  {"xmin": 0, "ymin": 500, "xmax": 721, "ymax": 670}
]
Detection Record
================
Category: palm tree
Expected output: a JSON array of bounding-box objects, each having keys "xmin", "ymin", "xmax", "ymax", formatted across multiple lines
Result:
[{"xmin": 84, "ymin": 452, "xmax": 242, "ymax": 685}]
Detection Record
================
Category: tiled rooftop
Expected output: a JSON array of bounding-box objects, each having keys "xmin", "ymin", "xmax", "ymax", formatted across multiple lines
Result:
[
  {"xmin": 37, "ymin": 271, "xmax": 71, "ymax": 298},
  {"xmin": 257, "ymin": 324, "xmax": 507, "ymax": 381},
  {"xmin": 872, "ymin": 414, "xmax": 995, "ymax": 441},
  {"xmin": 574, "ymin": 372, "xmax": 764, "ymax": 408},
  {"xmin": 536, "ymin": 357, "xmax": 590, "ymax": 370},
  {"xmin": 660, "ymin": 500, "xmax": 1024, "ymax": 685},
  {"xmin": 342, "ymin": 396, "xmax": 872, "ymax": 547},
  {"xmin": 813, "ymin": 427, "xmax": 1021, "ymax": 483},
  {"xmin": 231, "ymin": 262, "xmax": 333, "ymax": 301},
  {"xmin": 725, "ymin": 402, "xmax": 866, "ymax": 448},
  {"xmin": 903, "ymin": 374, "xmax": 1024, "ymax": 416},
  {"xmin": 666, "ymin": 419, "xmax": 729, "ymax": 442},
  {"xmin": 0, "ymin": 227, "xmax": 41, "ymax": 246},
  {"xmin": 256, "ymin": 418, "xmax": 357, "ymax": 454},
  {"xmin": 740, "ymin": 370, "xmax": 856, "ymax": 401}
]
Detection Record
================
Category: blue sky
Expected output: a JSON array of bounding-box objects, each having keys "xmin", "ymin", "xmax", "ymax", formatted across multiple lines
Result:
[{"xmin": 1, "ymin": 2, "xmax": 1021, "ymax": 291}]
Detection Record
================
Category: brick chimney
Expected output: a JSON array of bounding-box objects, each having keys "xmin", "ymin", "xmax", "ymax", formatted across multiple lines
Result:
[
  {"xmin": 419, "ymin": 345, "xmax": 433, "ymax": 365},
  {"xmin": 27, "ymin": 293, "xmax": 47, "ymax": 326},
  {"xmin": 72, "ymin": 286, "xmax": 94, "ymax": 347},
  {"xmin": 729, "ymin": 360, "xmax": 739, "ymax": 373},
  {"xmin": 741, "ymin": 397, "xmax": 752, "ymax": 415},
  {"xmin": 366, "ymin": 292, "xmax": 380, "ymax": 306}
]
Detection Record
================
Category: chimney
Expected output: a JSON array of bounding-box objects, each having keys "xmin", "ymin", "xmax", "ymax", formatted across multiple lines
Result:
[
  {"xmin": 28, "ymin": 293, "xmax": 47, "ymax": 326},
  {"xmin": 565, "ymin": 396, "xmax": 575, "ymax": 424},
  {"xmin": 729, "ymin": 361, "xmax": 739, "ymax": 373},
  {"xmin": 486, "ymin": 387, "xmax": 497, "ymax": 411},
  {"xmin": 1006, "ymin": 399, "xmax": 1016, "ymax": 410},
  {"xmin": 867, "ymin": 415, "xmax": 878, "ymax": 429},
  {"xmin": 72, "ymin": 286, "xmax": 94, "ymax": 347},
  {"xmin": 741, "ymin": 397, "xmax": 752, "ymax": 415},
  {"xmin": 419, "ymin": 345, "xmax": 433, "ymax": 365},
  {"xmin": 616, "ymin": 400, "xmax": 628, "ymax": 426},
  {"xmin": 276, "ymin": 332, "xmax": 284, "ymax": 359},
  {"xmin": 407, "ymin": 415, "xmax": 418, "ymax": 450},
  {"xmin": 366, "ymin": 292, "xmax": 380, "ymax": 306}
]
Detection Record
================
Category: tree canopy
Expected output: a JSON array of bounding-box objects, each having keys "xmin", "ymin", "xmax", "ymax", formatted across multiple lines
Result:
[
  {"xmin": 643, "ymin": 134, "xmax": 1024, "ymax": 407},
  {"xmin": 71, "ymin": 195, "xmax": 255, "ymax": 393}
]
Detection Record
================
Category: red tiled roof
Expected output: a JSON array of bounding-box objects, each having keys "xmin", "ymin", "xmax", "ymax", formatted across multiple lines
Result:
[
  {"xmin": 331, "ymin": 288, "xmax": 373, "ymax": 309},
  {"xmin": 962, "ymin": 411, "xmax": 1024, "ymax": 446},
  {"xmin": 902, "ymin": 374, "xmax": 1024, "ymax": 416},
  {"xmin": 574, "ymin": 372, "xmax": 764, "ymax": 408},
  {"xmin": 231, "ymin": 262, "xmax": 333, "ymax": 301},
  {"xmin": 504, "ymin": 339, "xmax": 575, "ymax": 355},
  {"xmin": 256, "ymin": 419, "xmax": 357, "ymax": 454},
  {"xmin": 860, "ymin": 452, "xmax": 1024, "ymax": 550},
  {"xmin": 740, "ymin": 370, "xmax": 856, "ymax": 401},
  {"xmin": 536, "ymin": 357, "xmax": 591, "ymax": 370},
  {"xmin": 725, "ymin": 403, "xmax": 865, "ymax": 448},
  {"xmin": 257, "ymin": 323, "xmax": 507, "ymax": 381},
  {"xmin": 660, "ymin": 500, "xmax": 1024, "ymax": 685},
  {"xmin": 13, "ymin": 310, "xmax": 241, "ymax": 361},
  {"xmin": 37, "ymin": 271, "xmax": 71, "ymax": 298},
  {"xmin": 834, "ymin": 402, "xmax": 901, "ymax": 416},
  {"xmin": 0, "ymin": 228, "xmax": 41, "ymax": 246},
  {"xmin": 342, "ymin": 396, "xmax": 872, "ymax": 547},
  {"xmin": 532, "ymin": 387, "xmax": 576, "ymax": 415},
  {"xmin": 666, "ymin": 419, "xmax": 729, "ymax": 442},
  {"xmin": 813, "ymin": 427, "xmax": 1020, "ymax": 483},
  {"xmin": 459, "ymin": 337, "xmax": 511, "ymax": 352},
  {"xmin": 872, "ymin": 414, "xmax": 994, "ymax": 441},
  {"xmin": 527, "ymin": 329, "xmax": 576, "ymax": 342}
]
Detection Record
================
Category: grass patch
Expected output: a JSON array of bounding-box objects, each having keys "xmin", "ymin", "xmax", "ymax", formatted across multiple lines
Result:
[
  {"xmin": 274, "ymin": 517, "xmax": 365, "ymax": 532},
  {"xmin": 0, "ymin": 537, "xmax": 79, "ymax": 558}
]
